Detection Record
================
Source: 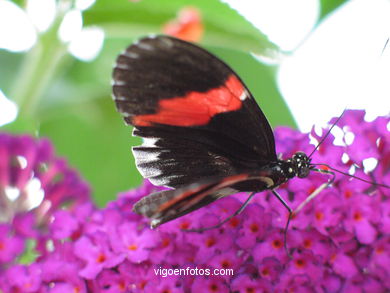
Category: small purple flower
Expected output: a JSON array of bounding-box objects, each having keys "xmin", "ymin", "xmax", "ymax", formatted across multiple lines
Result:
[
  {"xmin": 148, "ymin": 232, "xmax": 176, "ymax": 263},
  {"xmin": 236, "ymin": 203, "xmax": 270, "ymax": 249},
  {"xmin": 253, "ymin": 230, "xmax": 286, "ymax": 262},
  {"xmin": 74, "ymin": 232, "xmax": 125, "ymax": 279},
  {"xmin": 0, "ymin": 264, "xmax": 42, "ymax": 292},
  {"xmin": 343, "ymin": 195, "xmax": 379, "ymax": 244},
  {"xmin": 0, "ymin": 224, "xmax": 24, "ymax": 263},
  {"xmin": 310, "ymin": 192, "xmax": 343, "ymax": 235},
  {"xmin": 93, "ymin": 269, "xmax": 129, "ymax": 293},
  {"xmin": 40, "ymin": 257, "xmax": 86, "ymax": 292},
  {"xmin": 191, "ymin": 276, "xmax": 229, "ymax": 293},
  {"xmin": 191, "ymin": 225, "xmax": 234, "ymax": 262},
  {"xmin": 110, "ymin": 222, "xmax": 157, "ymax": 263},
  {"xmin": 231, "ymin": 274, "xmax": 272, "ymax": 292},
  {"xmin": 257, "ymin": 257, "xmax": 283, "ymax": 282},
  {"xmin": 208, "ymin": 250, "xmax": 243, "ymax": 278},
  {"xmin": 288, "ymin": 229, "xmax": 334, "ymax": 261},
  {"xmin": 330, "ymin": 252, "xmax": 359, "ymax": 278},
  {"xmin": 144, "ymin": 275, "xmax": 183, "ymax": 293},
  {"xmin": 284, "ymin": 250, "xmax": 324, "ymax": 283}
]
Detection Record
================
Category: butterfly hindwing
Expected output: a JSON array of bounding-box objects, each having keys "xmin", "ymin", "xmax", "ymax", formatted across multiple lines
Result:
[
  {"xmin": 113, "ymin": 35, "xmax": 277, "ymax": 188},
  {"xmin": 133, "ymin": 173, "xmax": 271, "ymax": 227}
]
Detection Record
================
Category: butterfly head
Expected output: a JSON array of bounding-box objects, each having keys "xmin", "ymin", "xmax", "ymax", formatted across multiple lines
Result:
[{"xmin": 290, "ymin": 151, "xmax": 312, "ymax": 178}]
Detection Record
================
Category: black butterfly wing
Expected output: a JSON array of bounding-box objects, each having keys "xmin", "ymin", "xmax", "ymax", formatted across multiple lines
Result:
[
  {"xmin": 133, "ymin": 173, "xmax": 270, "ymax": 228},
  {"xmin": 112, "ymin": 35, "xmax": 277, "ymax": 188}
]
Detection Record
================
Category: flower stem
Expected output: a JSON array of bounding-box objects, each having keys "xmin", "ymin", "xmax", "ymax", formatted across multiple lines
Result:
[{"xmin": 10, "ymin": 5, "xmax": 68, "ymax": 119}]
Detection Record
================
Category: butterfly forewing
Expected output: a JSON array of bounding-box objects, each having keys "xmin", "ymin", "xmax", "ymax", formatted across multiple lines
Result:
[{"xmin": 112, "ymin": 35, "xmax": 277, "ymax": 188}]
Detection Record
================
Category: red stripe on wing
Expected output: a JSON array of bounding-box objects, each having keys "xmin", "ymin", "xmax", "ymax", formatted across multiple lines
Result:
[
  {"xmin": 157, "ymin": 174, "xmax": 248, "ymax": 213},
  {"xmin": 133, "ymin": 74, "xmax": 244, "ymax": 127}
]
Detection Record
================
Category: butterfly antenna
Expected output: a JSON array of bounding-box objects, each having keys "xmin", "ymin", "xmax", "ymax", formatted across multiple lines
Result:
[
  {"xmin": 312, "ymin": 163, "xmax": 390, "ymax": 189},
  {"xmin": 308, "ymin": 109, "xmax": 346, "ymax": 159},
  {"xmin": 382, "ymin": 37, "xmax": 389, "ymax": 56},
  {"xmin": 183, "ymin": 192, "xmax": 256, "ymax": 233}
]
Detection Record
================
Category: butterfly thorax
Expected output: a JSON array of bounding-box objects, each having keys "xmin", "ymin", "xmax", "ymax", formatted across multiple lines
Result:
[{"xmin": 231, "ymin": 152, "xmax": 311, "ymax": 192}]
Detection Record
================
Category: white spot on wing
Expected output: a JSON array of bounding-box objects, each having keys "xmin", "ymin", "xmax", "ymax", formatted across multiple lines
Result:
[
  {"xmin": 136, "ymin": 165, "xmax": 163, "ymax": 179},
  {"xmin": 123, "ymin": 51, "xmax": 139, "ymax": 59},
  {"xmin": 113, "ymin": 80, "xmax": 126, "ymax": 86},
  {"xmin": 258, "ymin": 176, "xmax": 274, "ymax": 188},
  {"xmin": 149, "ymin": 174, "xmax": 182, "ymax": 188},
  {"xmin": 133, "ymin": 148, "xmax": 160, "ymax": 163},
  {"xmin": 114, "ymin": 95, "xmax": 128, "ymax": 101},
  {"xmin": 151, "ymin": 219, "xmax": 161, "ymax": 228},
  {"xmin": 117, "ymin": 108, "xmax": 131, "ymax": 117},
  {"xmin": 215, "ymin": 187, "xmax": 238, "ymax": 198},
  {"xmin": 240, "ymin": 90, "xmax": 249, "ymax": 101},
  {"xmin": 132, "ymin": 148, "xmax": 162, "ymax": 178},
  {"xmin": 159, "ymin": 36, "xmax": 174, "ymax": 48},
  {"xmin": 137, "ymin": 42, "xmax": 154, "ymax": 51},
  {"xmin": 115, "ymin": 62, "xmax": 131, "ymax": 70},
  {"xmin": 142, "ymin": 137, "xmax": 159, "ymax": 148}
]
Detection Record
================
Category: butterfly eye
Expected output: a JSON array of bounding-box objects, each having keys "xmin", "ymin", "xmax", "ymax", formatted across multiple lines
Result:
[{"xmin": 297, "ymin": 165, "xmax": 310, "ymax": 178}]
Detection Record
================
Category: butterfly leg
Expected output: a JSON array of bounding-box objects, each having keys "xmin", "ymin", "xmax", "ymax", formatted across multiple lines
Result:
[
  {"xmin": 293, "ymin": 168, "xmax": 335, "ymax": 215},
  {"xmin": 183, "ymin": 191, "xmax": 256, "ymax": 233},
  {"xmin": 271, "ymin": 189, "xmax": 293, "ymax": 257},
  {"xmin": 272, "ymin": 169, "xmax": 335, "ymax": 257}
]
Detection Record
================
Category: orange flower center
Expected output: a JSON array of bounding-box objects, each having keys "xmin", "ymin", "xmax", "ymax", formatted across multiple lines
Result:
[
  {"xmin": 221, "ymin": 260, "xmax": 231, "ymax": 269},
  {"xmin": 295, "ymin": 259, "xmax": 306, "ymax": 269},
  {"xmin": 375, "ymin": 246, "xmax": 384, "ymax": 254},
  {"xmin": 209, "ymin": 283, "xmax": 219, "ymax": 292},
  {"xmin": 128, "ymin": 244, "xmax": 138, "ymax": 251},
  {"xmin": 179, "ymin": 221, "xmax": 190, "ymax": 229},
  {"xmin": 229, "ymin": 217, "xmax": 240, "ymax": 228},
  {"xmin": 249, "ymin": 223, "xmax": 259, "ymax": 233},
  {"xmin": 119, "ymin": 280, "xmax": 126, "ymax": 291},
  {"xmin": 206, "ymin": 237, "xmax": 216, "ymax": 247},
  {"xmin": 96, "ymin": 253, "xmax": 106, "ymax": 263},
  {"xmin": 344, "ymin": 190, "xmax": 353, "ymax": 198},
  {"xmin": 161, "ymin": 238, "xmax": 170, "ymax": 248},
  {"xmin": 353, "ymin": 211, "xmax": 363, "ymax": 221},
  {"xmin": 303, "ymin": 239, "xmax": 312, "ymax": 248},
  {"xmin": 315, "ymin": 211, "xmax": 324, "ymax": 221},
  {"xmin": 272, "ymin": 239, "xmax": 283, "ymax": 249},
  {"xmin": 261, "ymin": 268, "xmax": 270, "ymax": 276}
]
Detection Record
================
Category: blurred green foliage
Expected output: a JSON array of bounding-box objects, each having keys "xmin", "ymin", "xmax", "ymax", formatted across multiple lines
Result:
[
  {"xmin": 1, "ymin": 0, "xmax": 348, "ymax": 206},
  {"xmin": 83, "ymin": 0, "xmax": 280, "ymax": 55},
  {"xmin": 318, "ymin": 0, "xmax": 348, "ymax": 22}
]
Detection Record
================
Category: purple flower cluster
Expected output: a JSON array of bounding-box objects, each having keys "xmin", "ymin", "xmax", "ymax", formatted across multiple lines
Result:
[
  {"xmin": 0, "ymin": 134, "xmax": 90, "ymax": 276},
  {"xmin": 0, "ymin": 110, "xmax": 389, "ymax": 292}
]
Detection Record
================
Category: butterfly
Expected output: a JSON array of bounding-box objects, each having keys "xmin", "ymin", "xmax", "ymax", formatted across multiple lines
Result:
[{"xmin": 111, "ymin": 35, "xmax": 373, "ymax": 231}]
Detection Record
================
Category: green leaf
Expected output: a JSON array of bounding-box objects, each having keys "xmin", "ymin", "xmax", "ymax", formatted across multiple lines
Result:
[
  {"xmin": 0, "ymin": 49, "xmax": 24, "ymax": 96},
  {"xmin": 38, "ymin": 38, "xmax": 131, "ymax": 110},
  {"xmin": 9, "ymin": 0, "xmax": 26, "ymax": 8},
  {"xmin": 18, "ymin": 239, "xmax": 39, "ymax": 265},
  {"xmin": 83, "ymin": 0, "xmax": 279, "ymax": 56},
  {"xmin": 318, "ymin": 0, "xmax": 349, "ymax": 23}
]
